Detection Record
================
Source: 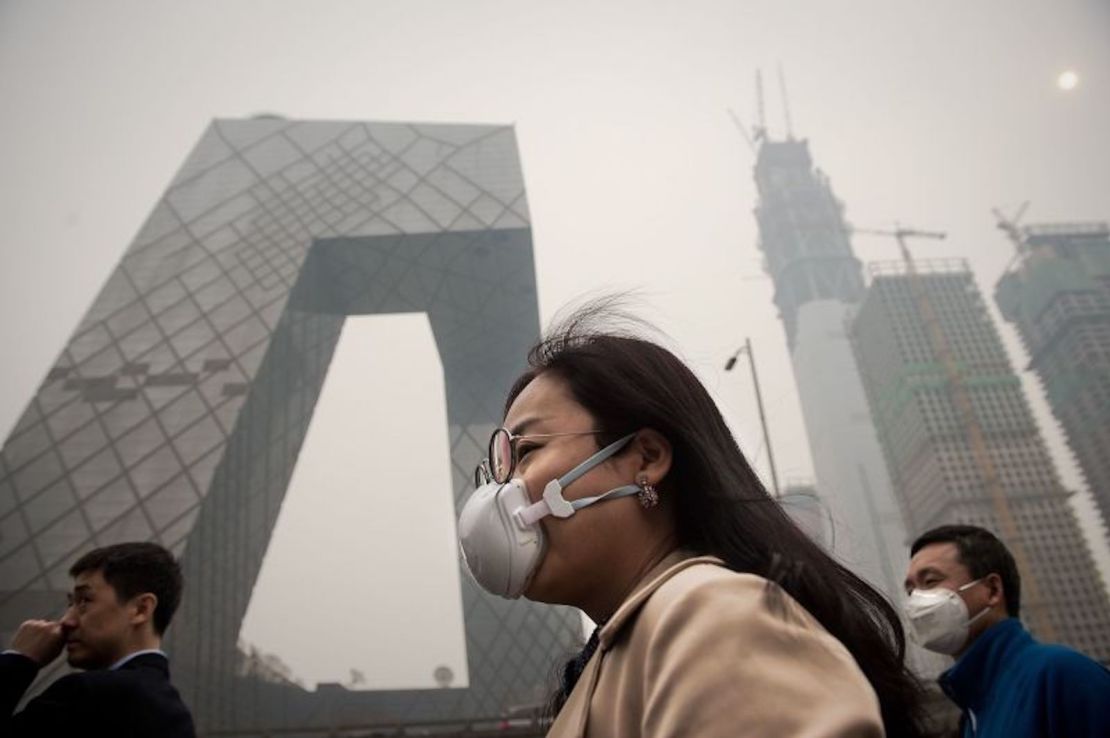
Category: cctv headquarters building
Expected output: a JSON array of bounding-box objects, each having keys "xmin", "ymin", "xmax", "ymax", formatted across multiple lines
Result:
[{"xmin": 0, "ymin": 118, "xmax": 582, "ymax": 732}]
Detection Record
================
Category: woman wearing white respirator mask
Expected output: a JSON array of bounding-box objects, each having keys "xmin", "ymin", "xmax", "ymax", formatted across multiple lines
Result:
[{"xmin": 457, "ymin": 302, "xmax": 929, "ymax": 738}]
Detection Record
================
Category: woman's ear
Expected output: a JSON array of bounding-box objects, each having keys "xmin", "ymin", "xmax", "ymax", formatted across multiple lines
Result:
[{"xmin": 631, "ymin": 428, "xmax": 672, "ymax": 484}]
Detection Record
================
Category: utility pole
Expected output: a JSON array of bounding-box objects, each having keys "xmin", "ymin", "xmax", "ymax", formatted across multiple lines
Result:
[{"xmin": 725, "ymin": 338, "xmax": 780, "ymax": 497}]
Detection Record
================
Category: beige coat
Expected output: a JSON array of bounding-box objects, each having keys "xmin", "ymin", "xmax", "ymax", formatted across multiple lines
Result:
[{"xmin": 548, "ymin": 553, "xmax": 885, "ymax": 738}]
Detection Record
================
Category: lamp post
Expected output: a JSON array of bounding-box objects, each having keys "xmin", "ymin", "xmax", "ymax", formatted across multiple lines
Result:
[{"xmin": 725, "ymin": 337, "xmax": 781, "ymax": 498}]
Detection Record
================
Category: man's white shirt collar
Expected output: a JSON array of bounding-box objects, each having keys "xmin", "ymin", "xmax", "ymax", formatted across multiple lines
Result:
[{"xmin": 109, "ymin": 649, "xmax": 166, "ymax": 670}]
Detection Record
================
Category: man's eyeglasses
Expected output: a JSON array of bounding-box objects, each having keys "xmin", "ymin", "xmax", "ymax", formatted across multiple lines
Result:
[{"xmin": 474, "ymin": 427, "xmax": 605, "ymax": 486}]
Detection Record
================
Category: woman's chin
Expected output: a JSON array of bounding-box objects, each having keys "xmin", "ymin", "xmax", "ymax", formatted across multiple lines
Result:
[
  {"xmin": 522, "ymin": 579, "xmax": 553, "ymax": 604},
  {"xmin": 522, "ymin": 564, "xmax": 561, "ymax": 604},
  {"xmin": 523, "ymin": 569, "xmax": 581, "ymax": 608}
]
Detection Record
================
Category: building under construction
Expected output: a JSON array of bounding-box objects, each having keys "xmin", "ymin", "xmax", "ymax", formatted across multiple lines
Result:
[
  {"xmin": 851, "ymin": 258, "xmax": 1110, "ymax": 662},
  {"xmin": 995, "ymin": 222, "xmax": 1110, "ymax": 537},
  {"xmin": 752, "ymin": 134, "xmax": 908, "ymax": 602}
]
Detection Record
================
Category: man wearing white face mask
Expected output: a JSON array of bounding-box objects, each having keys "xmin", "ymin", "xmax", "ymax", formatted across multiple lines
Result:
[{"xmin": 904, "ymin": 524, "xmax": 1110, "ymax": 737}]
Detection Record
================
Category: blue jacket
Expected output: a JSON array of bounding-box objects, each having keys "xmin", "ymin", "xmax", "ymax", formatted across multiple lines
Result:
[{"xmin": 939, "ymin": 618, "xmax": 1110, "ymax": 737}]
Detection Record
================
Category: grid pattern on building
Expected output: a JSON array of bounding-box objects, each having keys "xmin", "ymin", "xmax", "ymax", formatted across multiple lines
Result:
[
  {"xmin": 0, "ymin": 118, "xmax": 582, "ymax": 730},
  {"xmin": 851, "ymin": 262, "xmax": 1110, "ymax": 661},
  {"xmin": 995, "ymin": 223, "xmax": 1110, "ymax": 536}
]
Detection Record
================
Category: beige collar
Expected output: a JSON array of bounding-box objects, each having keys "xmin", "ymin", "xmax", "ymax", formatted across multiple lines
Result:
[{"xmin": 598, "ymin": 551, "xmax": 725, "ymax": 651}]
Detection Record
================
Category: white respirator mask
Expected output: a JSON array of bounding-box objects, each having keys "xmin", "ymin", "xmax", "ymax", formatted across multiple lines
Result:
[
  {"xmin": 457, "ymin": 433, "xmax": 639, "ymax": 599},
  {"xmin": 904, "ymin": 579, "xmax": 992, "ymax": 655}
]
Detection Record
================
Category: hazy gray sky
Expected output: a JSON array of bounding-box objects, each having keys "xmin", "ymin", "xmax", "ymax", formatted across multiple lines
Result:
[
  {"xmin": 1, "ymin": 0, "xmax": 1108, "ymax": 687},
  {"xmin": 238, "ymin": 314, "xmax": 468, "ymax": 689}
]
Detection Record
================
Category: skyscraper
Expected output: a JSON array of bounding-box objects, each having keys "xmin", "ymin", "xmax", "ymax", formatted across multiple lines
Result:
[
  {"xmin": 995, "ymin": 222, "xmax": 1110, "ymax": 536},
  {"xmin": 851, "ymin": 259, "xmax": 1110, "ymax": 661},
  {"xmin": 0, "ymin": 117, "xmax": 581, "ymax": 731},
  {"xmin": 753, "ymin": 137, "xmax": 908, "ymax": 600}
]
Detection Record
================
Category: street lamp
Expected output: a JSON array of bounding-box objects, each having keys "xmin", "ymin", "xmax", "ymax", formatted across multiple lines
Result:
[{"xmin": 725, "ymin": 337, "xmax": 781, "ymax": 497}]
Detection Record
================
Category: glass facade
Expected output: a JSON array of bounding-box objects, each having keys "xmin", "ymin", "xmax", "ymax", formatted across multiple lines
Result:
[{"xmin": 0, "ymin": 118, "xmax": 582, "ymax": 731}]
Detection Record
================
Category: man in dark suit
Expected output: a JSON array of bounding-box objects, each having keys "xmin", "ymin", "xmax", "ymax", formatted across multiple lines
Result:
[{"xmin": 1, "ymin": 541, "xmax": 195, "ymax": 736}]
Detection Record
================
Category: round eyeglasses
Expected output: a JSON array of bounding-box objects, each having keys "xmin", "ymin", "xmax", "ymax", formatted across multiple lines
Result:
[{"xmin": 474, "ymin": 427, "xmax": 606, "ymax": 486}]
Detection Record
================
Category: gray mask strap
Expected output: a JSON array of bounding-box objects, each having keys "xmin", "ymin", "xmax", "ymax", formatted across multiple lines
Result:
[
  {"xmin": 558, "ymin": 433, "xmax": 637, "ymax": 488},
  {"xmin": 569, "ymin": 484, "xmax": 640, "ymax": 511}
]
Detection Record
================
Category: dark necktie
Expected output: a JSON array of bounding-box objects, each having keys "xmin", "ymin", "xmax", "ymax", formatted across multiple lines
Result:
[{"xmin": 561, "ymin": 623, "xmax": 603, "ymax": 701}]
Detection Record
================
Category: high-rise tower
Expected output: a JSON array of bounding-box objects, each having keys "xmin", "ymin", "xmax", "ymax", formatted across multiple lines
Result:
[
  {"xmin": 851, "ymin": 259, "xmax": 1110, "ymax": 661},
  {"xmin": 995, "ymin": 222, "xmax": 1110, "ymax": 536},
  {"xmin": 0, "ymin": 118, "xmax": 581, "ymax": 731},
  {"xmin": 753, "ymin": 137, "xmax": 908, "ymax": 600}
]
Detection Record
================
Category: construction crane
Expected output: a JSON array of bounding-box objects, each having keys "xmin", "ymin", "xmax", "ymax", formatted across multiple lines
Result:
[
  {"xmin": 726, "ymin": 108, "xmax": 757, "ymax": 154},
  {"xmin": 994, "ymin": 201, "xmax": 1031, "ymax": 272},
  {"xmin": 853, "ymin": 223, "xmax": 1056, "ymax": 639},
  {"xmin": 851, "ymin": 225, "xmax": 946, "ymax": 271},
  {"xmin": 754, "ymin": 69, "xmax": 767, "ymax": 143},
  {"xmin": 994, "ymin": 202, "xmax": 1030, "ymax": 249},
  {"xmin": 727, "ymin": 64, "xmax": 794, "ymax": 153},
  {"xmin": 776, "ymin": 63, "xmax": 794, "ymax": 140}
]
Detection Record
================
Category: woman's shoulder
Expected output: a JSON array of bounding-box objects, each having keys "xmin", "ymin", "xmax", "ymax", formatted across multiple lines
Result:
[
  {"xmin": 653, "ymin": 557, "xmax": 768, "ymax": 593},
  {"xmin": 649, "ymin": 558, "xmax": 805, "ymax": 610},
  {"xmin": 638, "ymin": 558, "xmax": 830, "ymax": 640},
  {"xmin": 614, "ymin": 557, "xmax": 883, "ymax": 735}
]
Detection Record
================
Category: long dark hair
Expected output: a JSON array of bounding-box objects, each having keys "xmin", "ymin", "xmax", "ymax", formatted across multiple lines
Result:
[{"xmin": 507, "ymin": 304, "xmax": 928, "ymax": 738}]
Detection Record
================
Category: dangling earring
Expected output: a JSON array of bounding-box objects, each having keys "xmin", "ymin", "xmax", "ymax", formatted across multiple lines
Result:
[{"xmin": 637, "ymin": 476, "xmax": 659, "ymax": 509}]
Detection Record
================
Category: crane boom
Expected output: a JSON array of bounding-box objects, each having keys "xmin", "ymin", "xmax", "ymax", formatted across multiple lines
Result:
[
  {"xmin": 852, "ymin": 225, "xmax": 944, "ymax": 269},
  {"xmin": 726, "ymin": 108, "xmax": 757, "ymax": 153},
  {"xmin": 994, "ymin": 201, "xmax": 1031, "ymax": 255},
  {"xmin": 777, "ymin": 63, "xmax": 794, "ymax": 139},
  {"xmin": 754, "ymin": 69, "xmax": 767, "ymax": 141}
]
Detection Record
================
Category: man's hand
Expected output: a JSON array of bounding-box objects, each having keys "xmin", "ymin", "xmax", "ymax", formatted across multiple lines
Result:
[{"xmin": 8, "ymin": 620, "xmax": 64, "ymax": 666}]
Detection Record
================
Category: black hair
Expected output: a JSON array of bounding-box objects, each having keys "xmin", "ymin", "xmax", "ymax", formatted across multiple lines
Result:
[
  {"xmin": 70, "ymin": 541, "xmax": 184, "ymax": 635},
  {"xmin": 508, "ymin": 303, "xmax": 928, "ymax": 738},
  {"xmin": 910, "ymin": 524, "xmax": 1020, "ymax": 617}
]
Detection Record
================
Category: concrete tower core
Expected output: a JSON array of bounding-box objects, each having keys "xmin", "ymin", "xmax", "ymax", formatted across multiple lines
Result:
[{"xmin": 753, "ymin": 137, "xmax": 908, "ymax": 602}]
